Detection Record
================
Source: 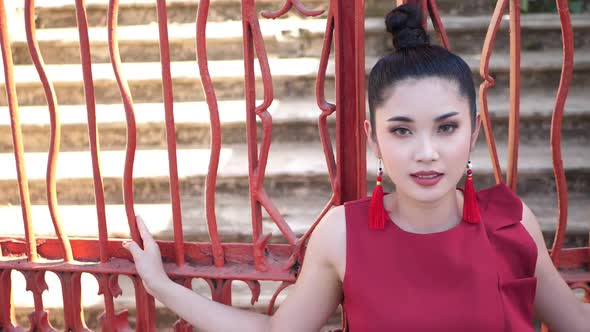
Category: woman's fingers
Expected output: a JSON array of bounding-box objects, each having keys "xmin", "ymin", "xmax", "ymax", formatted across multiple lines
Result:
[
  {"xmin": 124, "ymin": 215, "xmax": 158, "ymax": 260},
  {"xmin": 122, "ymin": 240, "xmax": 142, "ymax": 259},
  {"xmin": 135, "ymin": 215, "xmax": 155, "ymax": 245}
]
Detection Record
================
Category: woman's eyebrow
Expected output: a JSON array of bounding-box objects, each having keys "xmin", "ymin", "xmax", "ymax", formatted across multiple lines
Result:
[
  {"xmin": 387, "ymin": 111, "xmax": 459, "ymax": 123},
  {"xmin": 387, "ymin": 115, "xmax": 413, "ymax": 122},
  {"xmin": 434, "ymin": 111, "xmax": 459, "ymax": 121}
]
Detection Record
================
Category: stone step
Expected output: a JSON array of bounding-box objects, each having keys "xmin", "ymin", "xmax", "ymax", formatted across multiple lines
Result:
[
  {"xmin": 1, "ymin": 90, "xmax": 588, "ymax": 152},
  {"xmin": 9, "ymin": 14, "xmax": 590, "ymax": 65},
  {"xmin": 0, "ymin": 187, "xmax": 587, "ymax": 246},
  {"xmin": 0, "ymin": 142, "xmax": 588, "ymax": 206},
  {"xmin": 1, "ymin": 52, "xmax": 589, "ymax": 106},
  {"xmin": 5, "ymin": 190, "xmax": 588, "ymax": 330},
  {"xmin": 15, "ymin": 0, "xmax": 499, "ymax": 29}
]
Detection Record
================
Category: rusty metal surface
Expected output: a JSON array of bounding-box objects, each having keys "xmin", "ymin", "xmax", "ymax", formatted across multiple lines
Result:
[
  {"xmin": 0, "ymin": 0, "xmax": 587, "ymax": 331},
  {"xmin": 543, "ymin": 1, "xmax": 578, "ymax": 329}
]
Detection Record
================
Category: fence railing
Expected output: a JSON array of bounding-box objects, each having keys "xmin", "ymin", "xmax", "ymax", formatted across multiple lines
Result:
[{"xmin": 0, "ymin": 0, "xmax": 587, "ymax": 331}]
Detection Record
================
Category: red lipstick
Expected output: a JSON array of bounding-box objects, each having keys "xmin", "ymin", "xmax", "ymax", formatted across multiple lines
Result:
[{"xmin": 410, "ymin": 171, "xmax": 444, "ymax": 187}]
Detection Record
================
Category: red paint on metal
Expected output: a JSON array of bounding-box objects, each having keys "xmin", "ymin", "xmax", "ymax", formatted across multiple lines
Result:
[
  {"xmin": 58, "ymin": 272, "xmax": 90, "ymax": 331},
  {"xmin": 0, "ymin": 0, "xmax": 587, "ymax": 330},
  {"xmin": 131, "ymin": 275, "xmax": 156, "ymax": 331},
  {"xmin": 549, "ymin": 0, "xmax": 575, "ymax": 266},
  {"xmin": 0, "ymin": 0, "xmax": 37, "ymax": 262},
  {"xmin": 105, "ymin": 1, "xmax": 137, "ymax": 328},
  {"xmin": 156, "ymin": 0, "xmax": 186, "ymax": 268},
  {"xmin": 196, "ymin": 0, "xmax": 226, "ymax": 269},
  {"xmin": 74, "ymin": 0, "xmax": 109, "ymax": 259},
  {"xmin": 25, "ymin": 0, "xmax": 73, "ymax": 262},
  {"xmin": 506, "ymin": 0, "xmax": 522, "ymax": 191},
  {"xmin": 551, "ymin": 247, "xmax": 589, "ymax": 269},
  {"xmin": 22, "ymin": 270, "xmax": 56, "ymax": 331},
  {"xmin": 0, "ymin": 237, "xmax": 298, "ymax": 281},
  {"xmin": 0, "ymin": 269, "xmax": 23, "ymax": 331},
  {"xmin": 427, "ymin": 0, "xmax": 451, "ymax": 49},
  {"xmin": 95, "ymin": 273, "xmax": 131, "ymax": 332},
  {"xmin": 108, "ymin": 0, "xmax": 137, "ymax": 264},
  {"xmin": 261, "ymin": 0, "xmax": 324, "ymax": 19},
  {"xmin": 479, "ymin": 0, "xmax": 507, "ymax": 185},
  {"xmin": 241, "ymin": 0, "xmax": 299, "ymax": 276},
  {"xmin": 335, "ymin": 0, "xmax": 366, "ymax": 204},
  {"xmin": 302, "ymin": 0, "xmax": 339, "ymax": 247},
  {"xmin": 267, "ymin": 280, "xmax": 293, "ymax": 315}
]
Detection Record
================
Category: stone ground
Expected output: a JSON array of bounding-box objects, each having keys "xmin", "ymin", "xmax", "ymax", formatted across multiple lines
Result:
[{"xmin": 2, "ymin": 0, "xmax": 589, "ymax": 330}]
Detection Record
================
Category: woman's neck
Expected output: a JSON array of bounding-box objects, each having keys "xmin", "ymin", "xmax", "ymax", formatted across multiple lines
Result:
[{"xmin": 385, "ymin": 188, "xmax": 464, "ymax": 234}]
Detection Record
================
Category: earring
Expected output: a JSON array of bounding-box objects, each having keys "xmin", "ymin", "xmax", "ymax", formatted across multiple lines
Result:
[
  {"xmin": 369, "ymin": 159, "xmax": 385, "ymax": 229},
  {"xmin": 462, "ymin": 160, "xmax": 481, "ymax": 223}
]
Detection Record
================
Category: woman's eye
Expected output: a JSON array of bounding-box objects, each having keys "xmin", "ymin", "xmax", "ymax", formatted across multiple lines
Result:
[
  {"xmin": 438, "ymin": 123, "xmax": 458, "ymax": 134},
  {"xmin": 391, "ymin": 127, "xmax": 411, "ymax": 136}
]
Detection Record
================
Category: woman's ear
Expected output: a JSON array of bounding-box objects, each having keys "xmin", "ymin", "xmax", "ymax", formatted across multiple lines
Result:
[
  {"xmin": 364, "ymin": 119, "xmax": 381, "ymax": 159},
  {"xmin": 470, "ymin": 113, "xmax": 482, "ymax": 151}
]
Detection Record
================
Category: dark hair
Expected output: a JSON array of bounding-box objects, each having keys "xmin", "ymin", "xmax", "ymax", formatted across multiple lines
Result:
[{"xmin": 368, "ymin": 4, "xmax": 477, "ymax": 138}]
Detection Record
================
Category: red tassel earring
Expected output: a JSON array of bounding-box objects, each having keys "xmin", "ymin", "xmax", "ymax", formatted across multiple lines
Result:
[
  {"xmin": 462, "ymin": 160, "xmax": 481, "ymax": 223},
  {"xmin": 369, "ymin": 159, "xmax": 385, "ymax": 230}
]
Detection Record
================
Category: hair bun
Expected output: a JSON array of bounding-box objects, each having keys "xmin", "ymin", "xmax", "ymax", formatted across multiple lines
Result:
[{"xmin": 385, "ymin": 4, "xmax": 430, "ymax": 51}]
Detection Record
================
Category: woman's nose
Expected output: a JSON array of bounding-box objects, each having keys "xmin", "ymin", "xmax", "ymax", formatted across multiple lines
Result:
[{"xmin": 415, "ymin": 135, "xmax": 439, "ymax": 162}]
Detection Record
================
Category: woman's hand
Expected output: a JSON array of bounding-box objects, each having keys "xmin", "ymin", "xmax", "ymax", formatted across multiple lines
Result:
[{"xmin": 122, "ymin": 215, "xmax": 170, "ymax": 295}]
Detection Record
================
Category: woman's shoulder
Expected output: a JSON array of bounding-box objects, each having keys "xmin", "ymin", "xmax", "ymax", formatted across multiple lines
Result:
[
  {"xmin": 478, "ymin": 183, "xmax": 538, "ymax": 278},
  {"xmin": 307, "ymin": 205, "xmax": 348, "ymax": 281},
  {"xmin": 476, "ymin": 183, "xmax": 524, "ymax": 228}
]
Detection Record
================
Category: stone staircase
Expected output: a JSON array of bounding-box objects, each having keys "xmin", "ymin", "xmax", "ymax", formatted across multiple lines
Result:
[{"xmin": 1, "ymin": 0, "xmax": 589, "ymax": 330}]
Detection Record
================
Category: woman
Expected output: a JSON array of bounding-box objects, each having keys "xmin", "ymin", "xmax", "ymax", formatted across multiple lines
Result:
[{"xmin": 123, "ymin": 4, "xmax": 590, "ymax": 331}]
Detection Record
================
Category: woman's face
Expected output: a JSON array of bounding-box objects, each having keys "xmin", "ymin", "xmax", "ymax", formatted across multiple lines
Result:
[{"xmin": 365, "ymin": 77, "xmax": 481, "ymax": 202}]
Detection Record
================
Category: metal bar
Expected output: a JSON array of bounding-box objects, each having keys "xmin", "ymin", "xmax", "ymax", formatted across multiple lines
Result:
[
  {"xmin": 549, "ymin": 0, "xmax": 574, "ymax": 265},
  {"xmin": 0, "ymin": 269, "xmax": 23, "ymax": 331},
  {"xmin": 58, "ymin": 272, "xmax": 90, "ymax": 331},
  {"xmin": 478, "ymin": 0, "xmax": 508, "ymax": 185},
  {"xmin": 0, "ymin": 0, "xmax": 37, "ymax": 262},
  {"xmin": 72, "ymin": 1, "xmax": 109, "ymax": 327},
  {"xmin": 26, "ymin": 0, "xmax": 74, "ymax": 262},
  {"xmin": 25, "ymin": 0, "xmax": 74, "ymax": 262},
  {"xmin": 95, "ymin": 273, "xmax": 131, "ymax": 332},
  {"xmin": 506, "ymin": 0, "xmax": 521, "ymax": 191},
  {"xmin": 316, "ymin": 4, "xmax": 338, "ymax": 196},
  {"xmin": 242, "ymin": 1, "xmax": 264, "ymax": 268},
  {"xmin": 156, "ymin": 0, "xmax": 185, "ymax": 267},
  {"xmin": 196, "ymin": 0, "xmax": 225, "ymax": 268},
  {"xmin": 108, "ymin": 0, "xmax": 136, "ymax": 262},
  {"xmin": 132, "ymin": 276, "xmax": 156, "ymax": 332},
  {"xmin": 427, "ymin": 0, "xmax": 451, "ymax": 50},
  {"xmin": 105, "ymin": 1, "xmax": 136, "ymax": 329},
  {"xmin": 253, "ymin": 0, "xmax": 306, "ymax": 256},
  {"xmin": 0, "ymin": 238, "xmax": 297, "ymax": 280},
  {"xmin": 260, "ymin": 0, "xmax": 324, "ymax": 19},
  {"xmin": 335, "ymin": 0, "xmax": 366, "ymax": 204},
  {"xmin": 74, "ymin": 0, "xmax": 110, "ymax": 256},
  {"xmin": 300, "ymin": 0, "xmax": 340, "ymax": 248},
  {"xmin": 22, "ymin": 270, "xmax": 56, "ymax": 331}
]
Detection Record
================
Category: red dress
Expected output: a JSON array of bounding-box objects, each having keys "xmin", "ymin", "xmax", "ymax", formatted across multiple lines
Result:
[{"xmin": 341, "ymin": 183, "xmax": 538, "ymax": 331}]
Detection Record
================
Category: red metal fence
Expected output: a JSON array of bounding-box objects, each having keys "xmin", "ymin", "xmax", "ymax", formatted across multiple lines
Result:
[{"xmin": 0, "ymin": 0, "xmax": 587, "ymax": 331}]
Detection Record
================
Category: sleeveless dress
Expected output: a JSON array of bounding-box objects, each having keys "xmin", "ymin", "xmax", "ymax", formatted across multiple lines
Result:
[{"xmin": 341, "ymin": 183, "xmax": 538, "ymax": 331}]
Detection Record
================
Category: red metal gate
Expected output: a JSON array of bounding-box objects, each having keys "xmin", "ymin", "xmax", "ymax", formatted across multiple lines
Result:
[{"xmin": 0, "ymin": 0, "xmax": 587, "ymax": 331}]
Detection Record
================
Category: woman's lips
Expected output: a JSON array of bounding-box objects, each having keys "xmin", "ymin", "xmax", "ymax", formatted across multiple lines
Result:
[{"xmin": 410, "ymin": 173, "xmax": 444, "ymax": 186}]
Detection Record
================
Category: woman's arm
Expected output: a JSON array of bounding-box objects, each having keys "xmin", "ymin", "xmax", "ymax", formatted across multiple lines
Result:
[
  {"xmin": 520, "ymin": 202, "xmax": 590, "ymax": 332},
  {"xmin": 123, "ymin": 207, "xmax": 345, "ymax": 332},
  {"xmin": 148, "ymin": 277, "xmax": 271, "ymax": 331}
]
